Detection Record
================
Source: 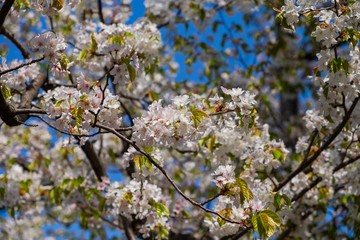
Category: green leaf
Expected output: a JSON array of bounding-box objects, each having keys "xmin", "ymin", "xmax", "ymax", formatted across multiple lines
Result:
[
  {"xmin": 61, "ymin": 178, "xmax": 71, "ymax": 188},
  {"xmin": 98, "ymin": 196, "xmax": 106, "ymax": 212},
  {"xmin": 78, "ymin": 49, "xmax": 88, "ymax": 61},
  {"xmin": 207, "ymin": 135, "xmax": 216, "ymax": 153},
  {"xmin": 271, "ymin": 148, "xmax": 285, "ymax": 161},
  {"xmin": 149, "ymin": 199, "xmax": 169, "ymax": 217},
  {"xmin": 345, "ymin": 28, "xmax": 360, "ymax": 48},
  {"xmin": 275, "ymin": 12, "xmax": 294, "ymax": 30},
  {"xmin": 74, "ymin": 107, "xmax": 84, "ymax": 129},
  {"xmin": 52, "ymin": 0, "xmax": 64, "ymax": 10},
  {"xmin": 212, "ymin": 20, "xmax": 221, "ymax": 32},
  {"xmin": 73, "ymin": 176, "xmax": 85, "ymax": 188},
  {"xmin": 253, "ymin": 210, "xmax": 281, "ymax": 238},
  {"xmin": 1, "ymin": 85, "xmax": 11, "ymax": 100},
  {"xmin": 261, "ymin": 209, "xmax": 281, "ymax": 226},
  {"xmin": 157, "ymin": 225, "xmax": 169, "ymax": 239},
  {"xmin": 235, "ymin": 178, "xmax": 254, "ymax": 204},
  {"xmin": 79, "ymin": 94, "xmax": 88, "ymax": 102},
  {"xmin": 185, "ymin": 57, "xmax": 196, "ymax": 65},
  {"xmin": 107, "ymin": 149, "xmax": 116, "ymax": 163},
  {"xmin": 55, "ymin": 99, "xmax": 65, "ymax": 107},
  {"xmin": 134, "ymin": 155, "xmax": 152, "ymax": 170},
  {"xmin": 190, "ymin": 106, "xmax": 209, "ymax": 128},
  {"xmin": 49, "ymin": 186, "xmax": 62, "ymax": 204},
  {"xmin": 44, "ymin": 157, "xmax": 51, "ymax": 168},
  {"xmin": 328, "ymin": 58, "xmax": 349, "ymax": 73},
  {"xmin": 143, "ymin": 146, "xmax": 154, "ymax": 154},
  {"xmin": 80, "ymin": 211, "xmax": 89, "ymax": 229},
  {"xmin": 148, "ymin": 90, "xmax": 159, "ymax": 101},
  {"xmin": 0, "ymin": 187, "xmax": 5, "ymax": 200},
  {"xmin": 274, "ymin": 193, "xmax": 291, "ymax": 211},
  {"xmin": 123, "ymin": 191, "xmax": 132, "ymax": 204},
  {"xmin": 109, "ymin": 35, "xmax": 125, "ymax": 46},
  {"xmin": 258, "ymin": 212, "xmax": 276, "ymax": 238},
  {"xmin": 125, "ymin": 62, "xmax": 136, "ymax": 82},
  {"xmin": 59, "ymin": 53, "xmax": 69, "ymax": 70},
  {"xmin": 251, "ymin": 214, "xmax": 262, "ymax": 235},
  {"xmin": 19, "ymin": 179, "xmax": 32, "ymax": 193},
  {"xmin": 89, "ymin": 33, "xmax": 98, "ymax": 54},
  {"xmin": 8, "ymin": 207, "xmax": 15, "ymax": 218},
  {"xmin": 217, "ymin": 208, "xmax": 232, "ymax": 227}
]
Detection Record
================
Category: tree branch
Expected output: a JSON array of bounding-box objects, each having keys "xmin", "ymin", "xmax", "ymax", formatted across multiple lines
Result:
[
  {"xmin": 292, "ymin": 176, "xmax": 322, "ymax": 202},
  {"xmin": 95, "ymin": 122, "xmax": 243, "ymax": 225},
  {"xmin": 81, "ymin": 140, "xmax": 108, "ymax": 182},
  {"xmin": 0, "ymin": 26, "xmax": 30, "ymax": 59},
  {"xmin": 17, "ymin": 73, "xmax": 47, "ymax": 120},
  {"xmin": 0, "ymin": 73, "xmax": 47, "ymax": 126},
  {"xmin": 0, "ymin": 0, "xmax": 15, "ymax": 30},
  {"xmin": 120, "ymin": 215, "xmax": 137, "ymax": 240},
  {"xmin": 333, "ymin": 154, "xmax": 360, "ymax": 172},
  {"xmin": 0, "ymin": 57, "xmax": 44, "ymax": 76},
  {"xmin": 274, "ymin": 96, "xmax": 359, "ymax": 192},
  {"xmin": 0, "ymin": 88, "xmax": 23, "ymax": 126},
  {"xmin": 97, "ymin": 0, "xmax": 105, "ymax": 24}
]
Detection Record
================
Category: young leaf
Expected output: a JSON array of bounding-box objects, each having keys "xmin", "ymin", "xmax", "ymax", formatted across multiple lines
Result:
[
  {"xmin": 126, "ymin": 62, "xmax": 136, "ymax": 82},
  {"xmin": 271, "ymin": 148, "xmax": 285, "ymax": 161},
  {"xmin": 1, "ymin": 85, "xmax": 11, "ymax": 100},
  {"xmin": 236, "ymin": 178, "xmax": 254, "ymax": 204},
  {"xmin": 149, "ymin": 199, "xmax": 170, "ymax": 217}
]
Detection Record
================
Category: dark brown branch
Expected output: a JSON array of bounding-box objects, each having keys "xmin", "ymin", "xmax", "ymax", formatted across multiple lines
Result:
[
  {"xmin": 274, "ymin": 96, "xmax": 359, "ymax": 192},
  {"xmin": 276, "ymin": 153, "xmax": 360, "ymax": 238},
  {"xmin": 97, "ymin": 0, "xmax": 105, "ymax": 23},
  {"xmin": 0, "ymin": 26, "xmax": 30, "ymax": 59},
  {"xmin": 0, "ymin": 57, "xmax": 44, "ymax": 76},
  {"xmin": 333, "ymin": 154, "xmax": 360, "ymax": 172},
  {"xmin": 303, "ymin": 129, "xmax": 319, "ymax": 162},
  {"xmin": 81, "ymin": 140, "xmax": 107, "ymax": 182},
  {"xmin": 0, "ymin": 0, "xmax": 15, "ymax": 30},
  {"xmin": 14, "ymin": 108, "xmax": 46, "ymax": 115},
  {"xmin": 292, "ymin": 176, "xmax": 322, "ymax": 202},
  {"xmin": 35, "ymin": 116, "xmax": 105, "ymax": 137},
  {"xmin": 234, "ymin": 96, "xmax": 360, "ymax": 238},
  {"xmin": 0, "ymin": 88, "xmax": 23, "ymax": 126},
  {"xmin": 201, "ymin": 190, "xmax": 224, "ymax": 206},
  {"xmin": 209, "ymin": 108, "xmax": 236, "ymax": 116},
  {"xmin": 95, "ymin": 122, "xmax": 242, "ymax": 225},
  {"xmin": 0, "ymin": 73, "xmax": 47, "ymax": 126},
  {"xmin": 120, "ymin": 216, "xmax": 136, "ymax": 240},
  {"xmin": 17, "ymin": 73, "xmax": 47, "ymax": 120}
]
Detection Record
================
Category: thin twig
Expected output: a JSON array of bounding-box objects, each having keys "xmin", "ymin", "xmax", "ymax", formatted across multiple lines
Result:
[
  {"xmin": 95, "ymin": 122, "xmax": 242, "ymax": 225},
  {"xmin": 97, "ymin": 0, "xmax": 105, "ymax": 23},
  {"xmin": 34, "ymin": 116, "xmax": 105, "ymax": 138},
  {"xmin": 209, "ymin": 108, "xmax": 236, "ymax": 116},
  {"xmin": 274, "ymin": 96, "xmax": 359, "ymax": 192},
  {"xmin": 201, "ymin": 190, "xmax": 224, "ymax": 206},
  {"xmin": 0, "ymin": 26, "xmax": 30, "ymax": 59},
  {"xmin": 0, "ymin": 57, "xmax": 44, "ymax": 76}
]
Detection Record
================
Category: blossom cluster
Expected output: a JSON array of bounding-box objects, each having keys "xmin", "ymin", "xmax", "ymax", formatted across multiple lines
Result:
[
  {"xmin": 130, "ymin": 87, "xmax": 287, "ymax": 237},
  {"xmin": 74, "ymin": 21, "xmax": 162, "ymax": 88},
  {"xmin": 41, "ymin": 73, "xmax": 122, "ymax": 138},
  {"xmin": 0, "ymin": 58, "xmax": 40, "ymax": 92},
  {"xmin": 103, "ymin": 180, "xmax": 170, "ymax": 238}
]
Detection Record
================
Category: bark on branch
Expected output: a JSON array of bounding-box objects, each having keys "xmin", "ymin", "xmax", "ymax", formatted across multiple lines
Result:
[
  {"xmin": 0, "ymin": 26, "xmax": 30, "ymax": 59},
  {"xmin": 0, "ymin": 0, "xmax": 15, "ymax": 30},
  {"xmin": 81, "ymin": 140, "xmax": 107, "ymax": 182},
  {"xmin": 0, "ymin": 73, "xmax": 47, "ymax": 126}
]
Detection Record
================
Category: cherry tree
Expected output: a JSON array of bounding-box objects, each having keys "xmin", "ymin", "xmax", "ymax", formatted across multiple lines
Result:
[{"xmin": 0, "ymin": 0, "xmax": 359, "ymax": 239}]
